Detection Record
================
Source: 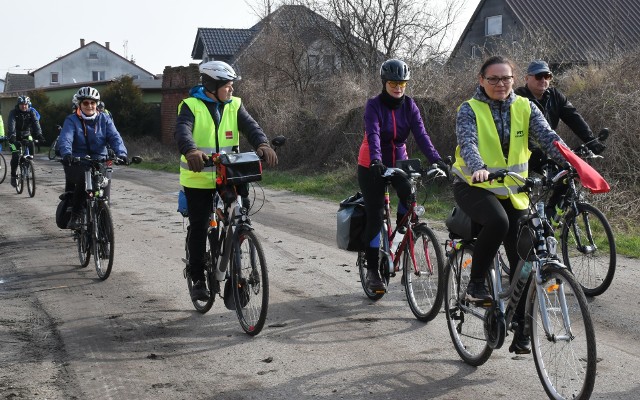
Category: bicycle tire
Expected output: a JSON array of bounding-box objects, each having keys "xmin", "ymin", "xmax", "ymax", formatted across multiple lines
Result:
[
  {"xmin": 76, "ymin": 209, "xmax": 91, "ymax": 268},
  {"xmin": 26, "ymin": 160, "xmax": 36, "ymax": 197},
  {"xmin": 231, "ymin": 229, "xmax": 268, "ymax": 336},
  {"xmin": 16, "ymin": 162, "xmax": 24, "ymax": 194},
  {"xmin": 0, "ymin": 153, "xmax": 7, "ymax": 184},
  {"xmin": 94, "ymin": 202, "xmax": 114, "ymax": 280},
  {"xmin": 443, "ymin": 243, "xmax": 493, "ymax": 366},
  {"xmin": 358, "ymin": 250, "xmax": 385, "ymax": 301},
  {"xmin": 404, "ymin": 223, "xmax": 444, "ymax": 322},
  {"xmin": 561, "ymin": 202, "xmax": 616, "ymax": 296},
  {"xmin": 529, "ymin": 264, "xmax": 597, "ymax": 400},
  {"xmin": 48, "ymin": 139, "xmax": 58, "ymax": 160},
  {"xmin": 185, "ymin": 225, "xmax": 215, "ymax": 313}
]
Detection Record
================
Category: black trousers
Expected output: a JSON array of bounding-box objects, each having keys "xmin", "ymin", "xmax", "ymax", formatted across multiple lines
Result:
[
  {"xmin": 184, "ymin": 187, "xmax": 216, "ymax": 281},
  {"xmin": 64, "ymin": 164, "xmax": 112, "ymax": 214},
  {"xmin": 10, "ymin": 141, "xmax": 35, "ymax": 176}
]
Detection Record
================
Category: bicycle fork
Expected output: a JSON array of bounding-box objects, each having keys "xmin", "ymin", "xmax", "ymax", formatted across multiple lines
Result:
[{"xmin": 533, "ymin": 264, "xmax": 575, "ymax": 342}]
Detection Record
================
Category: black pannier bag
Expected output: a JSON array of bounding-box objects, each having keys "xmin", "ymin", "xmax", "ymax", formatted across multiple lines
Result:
[
  {"xmin": 445, "ymin": 205, "xmax": 480, "ymax": 240},
  {"xmin": 55, "ymin": 192, "xmax": 73, "ymax": 229},
  {"xmin": 336, "ymin": 192, "xmax": 366, "ymax": 252}
]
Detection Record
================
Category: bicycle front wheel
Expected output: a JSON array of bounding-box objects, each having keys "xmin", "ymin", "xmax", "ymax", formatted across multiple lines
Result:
[
  {"xmin": 561, "ymin": 202, "xmax": 616, "ymax": 296},
  {"xmin": 25, "ymin": 160, "xmax": 36, "ymax": 197},
  {"xmin": 529, "ymin": 265, "xmax": 597, "ymax": 400},
  {"xmin": 231, "ymin": 229, "xmax": 268, "ymax": 336},
  {"xmin": 443, "ymin": 243, "xmax": 493, "ymax": 366},
  {"xmin": 16, "ymin": 163, "xmax": 24, "ymax": 194},
  {"xmin": 0, "ymin": 153, "xmax": 7, "ymax": 184},
  {"xmin": 76, "ymin": 209, "xmax": 91, "ymax": 268},
  {"xmin": 404, "ymin": 224, "xmax": 444, "ymax": 322},
  {"xmin": 93, "ymin": 202, "xmax": 114, "ymax": 280}
]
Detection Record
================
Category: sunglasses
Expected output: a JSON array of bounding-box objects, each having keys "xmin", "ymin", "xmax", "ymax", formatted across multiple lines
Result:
[
  {"xmin": 387, "ymin": 81, "xmax": 408, "ymax": 88},
  {"xmin": 81, "ymin": 100, "xmax": 97, "ymax": 106},
  {"xmin": 533, "ymin": 73, "xmax": 553, "ymax": 81}
]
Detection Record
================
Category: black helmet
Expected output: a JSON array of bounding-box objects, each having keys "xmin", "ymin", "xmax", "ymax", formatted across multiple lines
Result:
[
  {"xmin": 380, "ymin": 59, "xmax": 410, "ymax": 81},
  {"xmin": 17, "ymin": 96, "xmax": 31, "ymax": 106}
]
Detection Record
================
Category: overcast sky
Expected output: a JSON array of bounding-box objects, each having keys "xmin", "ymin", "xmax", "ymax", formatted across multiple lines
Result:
[{"xmin": 0, "ymin": 0, "xmax": 480, "ymax": 78}]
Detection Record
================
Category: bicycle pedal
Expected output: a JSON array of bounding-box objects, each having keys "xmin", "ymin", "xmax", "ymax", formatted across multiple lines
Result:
[{"xmin": 372, "ymin": 288, "xmax": 387, "ymax": 294}]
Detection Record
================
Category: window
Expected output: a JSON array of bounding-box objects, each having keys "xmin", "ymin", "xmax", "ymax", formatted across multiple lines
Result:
[
  {"xmin": 89, "ymin": 51, "xmax": 99, "ymax": 59},
  {"xmin": 50, "ymin": 72, "xmax": 59, "ymax": 84},
  {"xmin": 92, "ymin": 71, "xmax": 106, "ymax": 81},
  {"xmin": 485, "ymin": 15, "xmax": 502, "ymax": 36}
]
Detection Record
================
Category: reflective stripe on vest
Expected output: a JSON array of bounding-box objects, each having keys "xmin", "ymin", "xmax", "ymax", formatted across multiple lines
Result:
[
  {"xmin": 178, "ymin": 96, "xmax": 241, "ymax": 189},
  {"xmin": 453, "ymin": 96, "xmax": 532, "ymax": 209}
]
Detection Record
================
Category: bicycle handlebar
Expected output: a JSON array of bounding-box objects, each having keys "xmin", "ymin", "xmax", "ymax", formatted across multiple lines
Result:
[
  {"xmin": 486, "ymin": 169, "xmax": 544, "ymax": 193},
  {"xmin": 59, "ymin": 155, "xmax": 143, "ymax": 166}
]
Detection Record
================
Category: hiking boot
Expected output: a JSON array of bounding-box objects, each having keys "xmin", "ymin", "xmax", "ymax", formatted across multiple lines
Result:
[
  {"xmin": 366, "ymin": 269, "xmax": 386, "ymax": 293},
  {"xmin": 509, "ymin": 322, "xmax": 531, "ymax": 354},
  {"xmin": 190, "ymin": 280, "xmax": 209, "ymax": 302},
  {"xmin": 67, "ymin": 213, "xmax": 82, "ymax": 230},
  {"xmin": 10, "ymin": 176, "xmax": 17, "ymax": 187},
  {"xmin": 465, "ymin": 279, "xmax": 493, "ymax": 305}
]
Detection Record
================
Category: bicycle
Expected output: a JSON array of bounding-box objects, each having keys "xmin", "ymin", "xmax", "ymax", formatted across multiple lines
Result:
[
  {"xmin": 443, "ymin": 170, "xmax": 597, "ymax": 400},
  {"xmin": 0, "ymin": 137, "xmax": 7, "ymax": 184},
  {"xmin": 48, "ymin": 125, "xmax": 62, "ymax": 161},
  {"xmin": 64, "ymin": 154, "xmax": 142, "ymax": 280},
  {"xmin": 357, "ymin": 159, "xmax": 447, "ymax": 322},
  {"xmin": 12, "ymin": 137, "xmax": 37, "ymax": 197},
  {"xmin": 181, "ymin": 136, "xmax": 285, "ymax": 336},
  {"xmin": 535, "ymin": 129, "xmax": 615, "ymax": 296}
]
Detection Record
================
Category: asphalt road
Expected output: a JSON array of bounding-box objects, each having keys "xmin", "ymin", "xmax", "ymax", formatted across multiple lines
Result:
[{"xmin": 1, "ymin": 154, "xmax": 639, "ymax": 399}]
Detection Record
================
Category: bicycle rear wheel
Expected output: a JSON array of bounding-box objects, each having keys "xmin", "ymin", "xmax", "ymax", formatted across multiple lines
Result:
[
  {"xmin": 76, "ymin": 209, "xmax": 91, "ymax": 268},
  {"xmin": 0, "ymin": 153, "xmax": 7, "ymax": 184},
  {"xmin": 444, "ymin": 243, "xmax": 492, "ymax": 366},
  {"xmin": 404, "ymin": 223, "xmax": 444, "ymax": 322},
  {"xmin": 16, "ymin": 163, "xmax": 24, "ymax": 194},
  {"xmin": 231, "ymin": 229, "xmax": 268, "ymax": 336},
  {"xmin": 529, "ymin": 265, "xmax": 597, "ymax": 400},
  {"xmin": 25, "ymin": 160, "xmax": 36, "ymax": 197},
  {"xmin": 561, "ymin": 202, "xmax": 616, "ymax": 296},
  {"xmin": 93, "ymin": 202, "xmax": 114, "ymax": 280},
  {"xmin": 185, "ymin": 225, "xmax": 215, "ymax": 313}
]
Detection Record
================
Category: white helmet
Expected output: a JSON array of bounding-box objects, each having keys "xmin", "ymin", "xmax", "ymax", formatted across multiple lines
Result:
[
  {"xmin": 76, "ymin": 86, "xmax": 100, "ymax": 101},
  {"xmin": 199, "ymin": 61, "xmax": 240, "ymax": 82}
]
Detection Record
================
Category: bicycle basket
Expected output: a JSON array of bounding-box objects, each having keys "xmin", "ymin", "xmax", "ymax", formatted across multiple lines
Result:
[
  {"xmin": 218, "ymin": 152, "xmax": 262, "ymax": 185},
  {"xmin": 395, "ymin": 158, "xmax": 421, "ymax": 173}
]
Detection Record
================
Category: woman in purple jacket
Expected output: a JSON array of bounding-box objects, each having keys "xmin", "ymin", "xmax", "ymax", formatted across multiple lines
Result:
[{"xmin": 357, "ymin": 59, "xmax": 447, "ymax": 293}]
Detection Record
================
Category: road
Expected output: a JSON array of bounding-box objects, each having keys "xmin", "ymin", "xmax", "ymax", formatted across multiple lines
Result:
[{"xmin": 1, "ymin": 155, "xmax": 639, "ymax": 399}]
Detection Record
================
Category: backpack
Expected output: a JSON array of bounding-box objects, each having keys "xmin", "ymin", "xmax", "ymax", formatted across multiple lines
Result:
[
  {"xmin": 336, "ymin": 192, "xmax": 367, "ymax": 252},
  {"xmin": 55, "ymin": 192, "xmax": 73, "ymax": 229}
]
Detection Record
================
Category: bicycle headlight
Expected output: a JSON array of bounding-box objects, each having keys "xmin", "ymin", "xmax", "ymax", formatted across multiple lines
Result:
[{"xmin": 415, "ymin": 205, "xmax": 425, "ymax": 217}]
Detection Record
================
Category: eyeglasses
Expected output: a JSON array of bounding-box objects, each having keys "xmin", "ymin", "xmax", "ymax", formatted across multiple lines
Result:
[
  {"xmin": 81, "ymin": 100, "xmax": 97, "ymax": 106},
  {"xmin": 532, "ymin": 73, "xmax": 553, "ymax": 81},
  {"xmin": 483, "ymin": 76, "xmax": 514, "ymax": 85},
  {"xmin": 387, "ymin": 81, "xmax": 408, "ymax": 88}
]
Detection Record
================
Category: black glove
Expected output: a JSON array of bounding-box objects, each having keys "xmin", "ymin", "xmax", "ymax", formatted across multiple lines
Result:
[
  {"xmin": 435, "ymin": 159, "xmax": 451, "ymax": 179},
  {"xmin": 118, "ymin": 155, "xmax": 128, "ymax": 165},
  {"xmin": 62, "ymin": 155, "xmax": 73, "ymax": 167},
  {"xmin": 369, "ymin": 159, "xmax": 386, "ymax": 177},
  {"xmin": 586, "ymin": 139, "xmax": 606, "ymax": 155},
  {"xmin": 9, "ymin": 135, "xmax": 16, "ymax": 144},
  {"xmin": 107, "ymin": 148, "xmax": 116, "ymax": 159}
]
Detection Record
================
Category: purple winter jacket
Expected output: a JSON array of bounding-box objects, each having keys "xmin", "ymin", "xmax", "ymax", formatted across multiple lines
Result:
[{"xmin": 358, "ymin": 94, "xmax": 441, "ymax": 168}]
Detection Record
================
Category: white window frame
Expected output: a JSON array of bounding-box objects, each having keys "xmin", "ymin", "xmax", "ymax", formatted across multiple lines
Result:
[
  {"xmin": 50, "ymin": 72, "xmax": 59, "ymax": 84},
  {"xmin": 92, "ymin": 71, "xmax": 106, "ymax": 81},
  {"xmin": 485, "ymin": 15, "xmax": 502, "ymax": 36}
]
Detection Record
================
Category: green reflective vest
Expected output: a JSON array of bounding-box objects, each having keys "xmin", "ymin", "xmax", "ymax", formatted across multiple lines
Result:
[
  {"xmin": 453, "ymin": 96, "xmax": 531, "ymax": 209},
  {"xmin": 178, "ymin": 96, "xmax": 241, "ymax": 189}
]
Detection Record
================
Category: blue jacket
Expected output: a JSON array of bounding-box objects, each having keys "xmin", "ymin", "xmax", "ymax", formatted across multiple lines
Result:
[
  {"xmin": 358, "ymin": 94, "xmax": 441, "ymax": 168},
  {"xmin": 58, "ymin": 111, "xmax": 127, "ymax": 159}
]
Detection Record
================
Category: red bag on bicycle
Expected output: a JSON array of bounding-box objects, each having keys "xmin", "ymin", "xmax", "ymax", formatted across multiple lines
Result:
[{"xmin": 554, "ymin": 141, "xmax": 610, "ymax": 194}]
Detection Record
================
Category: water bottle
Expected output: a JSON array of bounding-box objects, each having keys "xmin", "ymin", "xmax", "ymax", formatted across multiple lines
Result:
[{"xmin": 520, "ymin": 261, "xmax": 532, "ymax": 280}]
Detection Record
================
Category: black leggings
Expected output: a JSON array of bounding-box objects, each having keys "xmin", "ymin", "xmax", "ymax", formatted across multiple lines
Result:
[{"xmin": 357, "ymin": 165, "xmax": 412, "ymax": 247}]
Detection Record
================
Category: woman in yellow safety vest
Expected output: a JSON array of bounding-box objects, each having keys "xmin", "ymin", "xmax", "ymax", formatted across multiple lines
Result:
[{"xmin": 451, "ymin": 55, "xmax": 569, "ymax": 355}]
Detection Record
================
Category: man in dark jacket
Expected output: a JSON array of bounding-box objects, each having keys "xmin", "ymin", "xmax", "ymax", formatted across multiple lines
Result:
[
  {"xmin": 7, "ymin": 96, "xmax": 45, "ymax": 187},
  {"xmin": 515, "ymin": 60, "xmax": 606, "ymax": 219}
]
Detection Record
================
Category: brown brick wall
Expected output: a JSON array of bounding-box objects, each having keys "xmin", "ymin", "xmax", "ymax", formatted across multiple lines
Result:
[{"xmin": 160, "ymin": 64, "xmax": 200, "ymax": 146}]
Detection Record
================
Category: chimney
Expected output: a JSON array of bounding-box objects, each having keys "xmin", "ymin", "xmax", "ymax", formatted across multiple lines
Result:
[
  {"xmin": 80, "ymin": 38, "xmax": 85, "ymax": 47},
  {"xmin": 105, "ymin": 41, "xmax": 110, "ymax": 50}
]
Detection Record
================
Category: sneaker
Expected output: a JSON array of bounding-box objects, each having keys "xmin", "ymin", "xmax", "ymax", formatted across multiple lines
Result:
[
  {"xmin": 366, "ymin": 269, "xmax": 386, "ymax": 293},
  {"xmin": 190, "ymin": 280, "xmax": 209, "ymax": 301},
  {"xmin": 465, "ymin": 280, "xmax": 493, "ymax": 305},
  {"xmin": 10, "ymin": 176, "xmax": 17, "ymax": 187},
  {"xmin": 509, "ymin": 323, "xmax": 531, "ymax": 354},
  {"xmin": 66, "ymin": 213, "xmax": 82, "ymax": 230}
]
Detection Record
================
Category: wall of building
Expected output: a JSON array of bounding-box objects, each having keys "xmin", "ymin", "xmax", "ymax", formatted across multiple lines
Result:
[{"xmin": 160, "ymin": 64, "xmax": 200, "ymax": 145}]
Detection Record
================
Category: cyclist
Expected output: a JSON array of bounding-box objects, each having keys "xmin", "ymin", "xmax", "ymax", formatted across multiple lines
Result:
[
  {"xmin": 97, "ymin": 101, "xmax": 113, "ymax": 119},
  {"xmin": 358, "ymin": 59, "xmax": 448, "ymax": 293},
  {"xmin": 7, "ymin": 96, "xmax": 45, "ymax": 187},
  {"xmin": 515, "ymin": 60, "xmax": 606, "ymax": 219},
  {"xmin": 174, "ymin": 60, "xmax": 277, "ymax": 302},
  {"xmin": 451, "ymin": 56, "xmax": 569, "ymax": 354},
  {"xmin": 58, "ymin": 86, "xmax": 128, "ymax": 229}
]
